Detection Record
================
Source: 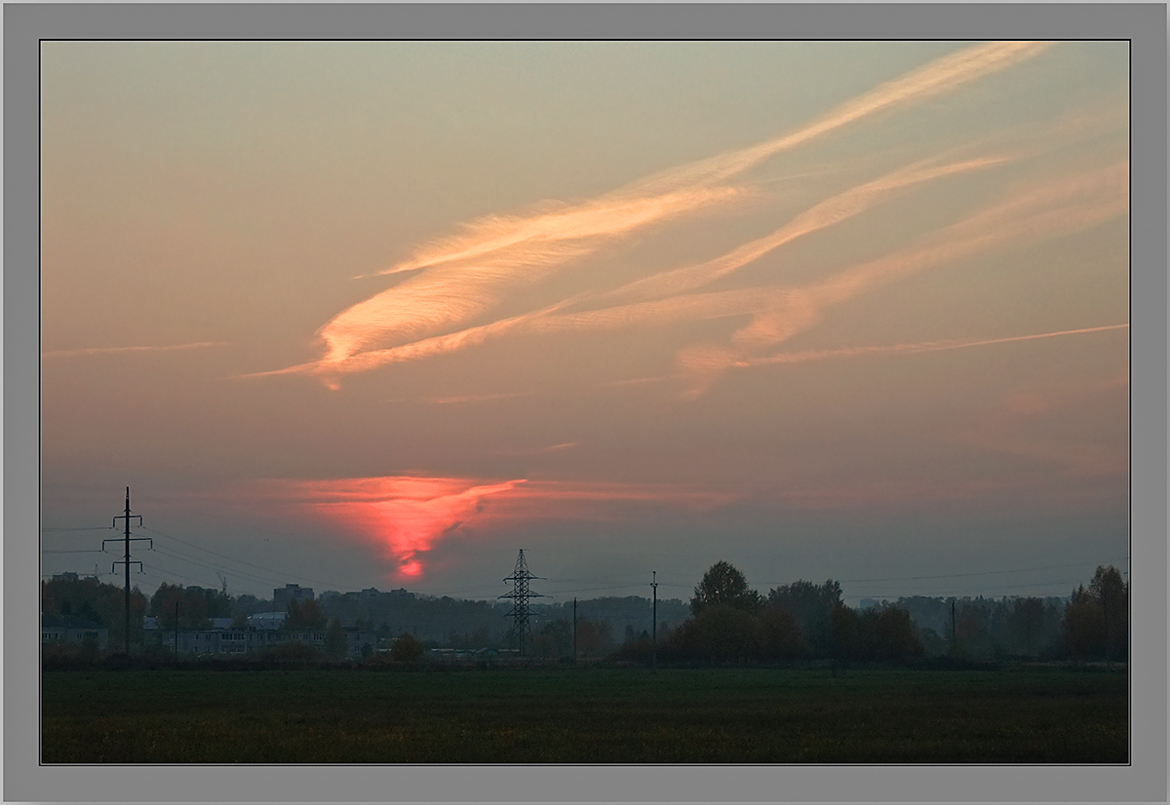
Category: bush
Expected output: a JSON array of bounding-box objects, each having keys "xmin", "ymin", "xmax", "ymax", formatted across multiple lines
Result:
[
  {"xmin": 41, "ymin": 642, "xmax": 102, "ymax": 669},
  {"xmin": 390, "ymin": 633, "xmax": 424, "ymax": 663},
  {"xmin": 860, "ymin": 607, "xmax": 924, "ymax": 661},
  {"xmin": 258, "ymin": 641, "xmax": 323, "ymax": 665},
  {"xmin": 758, "ymin": 605, "xmax": 808, "ymax": 660},
  {"xmin": 667, "ymin": 604, "xmax": 763, "ymax": 663}
]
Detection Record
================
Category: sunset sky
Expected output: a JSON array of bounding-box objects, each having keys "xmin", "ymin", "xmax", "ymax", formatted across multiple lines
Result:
[{"xmin": 40, "ymin": 40, "xmax": 1129, "ymax": 604}]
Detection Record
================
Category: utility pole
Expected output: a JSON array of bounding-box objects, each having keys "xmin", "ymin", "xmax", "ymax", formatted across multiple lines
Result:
[
  {"xmin": 651, "ymin": 571, "xmax": 658, "ymax": 671},
  {"xmin": 498, "ymin": 549, "xmax": 544, "ymax": 656},
  {"xmin": 1102, "ymin": 587, "xmax": 1109, "ymax": 668},
  {"xmin": 102, "ymin": 487, "xmax": 150, "ymax": 658},
  {"xmin": 573, "ymin": 597, "xmax": 578, "ymax": 663},
  {"xmin": 174, "ymin": 601, "xmax": 180, "ymax": 660},
  {"xmin": 950, "ymin": 599, "xmax": 957, "ymax": 654}
]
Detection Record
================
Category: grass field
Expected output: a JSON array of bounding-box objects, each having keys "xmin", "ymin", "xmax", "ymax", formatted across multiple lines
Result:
[{"xmin": 41, "ymin": 665, "xmax": 1128, "ymax": 763}]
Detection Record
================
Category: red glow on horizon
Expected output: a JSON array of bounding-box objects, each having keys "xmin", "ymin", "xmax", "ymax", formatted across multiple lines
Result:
[
  {"xmin": 397, "ymin": 560, "xmax": 423, "ymax": 578},
  {"xmin": 280, "ymin": 476, "xmax": 526, "ymax": 578},
  {"xmin": 253, "ymin": 475, "xmax": 740, "ymax": 579}
]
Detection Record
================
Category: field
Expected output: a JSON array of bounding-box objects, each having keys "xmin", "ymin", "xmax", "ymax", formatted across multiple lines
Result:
[{"xmin": 41, "ymin": 665, "xmax": 1128, "ymax": 763}]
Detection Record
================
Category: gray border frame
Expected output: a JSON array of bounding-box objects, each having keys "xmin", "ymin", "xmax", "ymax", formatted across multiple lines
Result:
[{"xmin": 6, "ymin": 4, "xmax": 1165, "ymax": 802}]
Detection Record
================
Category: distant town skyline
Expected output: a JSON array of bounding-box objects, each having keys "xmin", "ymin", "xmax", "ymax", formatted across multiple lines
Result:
[{"xmin": 41, "ymin": 40, "xmax": 1129, "ymax": 604}]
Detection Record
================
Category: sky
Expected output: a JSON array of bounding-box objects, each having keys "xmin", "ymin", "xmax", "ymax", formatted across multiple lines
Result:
[{"xmin": 40, "ymin": 40, "xmax": 1129, "ymax": 605}]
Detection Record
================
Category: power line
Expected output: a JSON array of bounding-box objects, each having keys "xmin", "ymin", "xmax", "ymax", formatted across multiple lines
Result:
[
  {"xmin": 832, "ymin": 559, "xmax": 1127, "ymax": 585},
  {"xmin": 139, "ymin": 566, "xmax": 210, "ymax": 587},
  {"xmin": 148, "ymin": 546, "xmax": 313, "ymax": 594},
  {"xmin": 140, "ymin": 525, "xmax": 349, "ymax": 591},
  {"xmin": 42, "ymin": 526, "xmax": 115, "ymax": 532},
  {"xmin": 842, "ymin": 577, "xmax": 1094, "ymax": 600}
]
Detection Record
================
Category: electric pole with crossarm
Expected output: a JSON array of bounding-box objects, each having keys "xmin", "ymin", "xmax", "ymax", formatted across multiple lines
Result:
[{"xmin": 102, "ymin": 487, "xmax": 151, "ymax": 657}]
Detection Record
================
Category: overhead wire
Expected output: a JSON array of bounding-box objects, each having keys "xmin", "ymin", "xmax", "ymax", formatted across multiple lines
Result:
[
  {"xmin": 149, "ymin": 544, "xmax": 301, "ymax": 591},
  {"xmin": 41, "ymin": 504, "xmax": 1123, "ymax": 603},
  {"xmin": 41, "ymin": 526, "xmax": 116, "ymax": 532},
  {"xmin": 140, "ymin": 524, "xmax": 351, "ymax": 591}
]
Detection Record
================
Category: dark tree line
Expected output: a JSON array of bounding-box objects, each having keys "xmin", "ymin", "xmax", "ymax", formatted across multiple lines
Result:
[
  {"xmin": 614, "ymin": 561, "xmax": 1129, "ymax": 666},
  {"xmin": 1062, "ymin": 566, "xmax": 1128, "ymax": 662},
  {"xmin": 147, "ymin": 582, "xmax": 232, "ymax": 630},
  {"xmin": 42, "ymin": 563, "xmax": 1128, "ymax": 664},
  {"xmin": 632, "ymin": 562, "xmax": 924, "ymax": 664},
  {"xmin": 41, "ymin": 575, "xmax": 148, "ymax": 648}
]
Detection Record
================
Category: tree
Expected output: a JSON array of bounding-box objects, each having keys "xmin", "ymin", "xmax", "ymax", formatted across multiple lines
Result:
[
  {"xmin": 533, "ymin": 619, "xmax": 572, "ymax": 659},
  {"xmin": 284, "ymin": 598, "xmax": 327, "ymax": 631},
  {"xmin": 325, "ymin": 618, "xmax": 348, "ymax": 660},
  {"xmin": 43, "ymin": 575, "xmax": 147, "ymax": 648},
  {"xmin": 575, "ymin": 618, "xmax": 614, "ymax": 659},
  {"xmin": 758, "ymin": 604, "xmax": 807, "ymax": 660},
  {"xmin": 1063, "ymin": 565, "xmax": 1128, "ymax": 661},
  {"xmin": 231, "ymin": 593, "xmax": 263, "ymax": 619},
  {"xmin": 669, "ymin": 604, "xmax": 763, "ymax": 663},
  {"xmin": 1005, "ymin": 597, "xmax": 1047, "ymax": 657},
  {"xmin": 390, "ymin": 632, "xmax": 424, "ymax": 662},
  {"xmin": 148, "ymin": 583, "xmax": 232, "ymax": 630},
  {"xmin": 690, "ymin": 561, "xmax": 763, "ymax": 616},
  {"xmin": 859, "ymin": 606, "xmax": 923, "ymax": 661},
  {"xmin": 830, "ymin": 602, "xmax": 861, "ymax": 663},
  {"xmin": 1090, "ymin": 565, "xmax": 1128, "ymax": 661},
  {"xmin": 767, "ymin": 579, "xmax": 841, "ymax": 656}
]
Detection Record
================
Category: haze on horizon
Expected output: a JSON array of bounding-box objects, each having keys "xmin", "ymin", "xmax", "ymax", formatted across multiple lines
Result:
[{"xmin": 40, "ymin": 40, "xmax": 1129, "ymax": 605}]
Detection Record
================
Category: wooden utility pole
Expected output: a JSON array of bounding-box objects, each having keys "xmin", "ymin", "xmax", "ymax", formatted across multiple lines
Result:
[
  {"xmin": 174, "ymin": 601, "xmax": 180, "ymax": 660},
  {"xmin": 651, "ymin": 571, "xmax": 658, "ymax": 671},
  {"xmin": 1102, "ymin": 587, "xmax": 1109, "ymax": 668},
  {"xmin": 572, "ymin": 597, "xmax": 577, "ymax": 663},
  {"xmin": 951, "ymin": 599, "xmax": 957, "ymax": 654}
]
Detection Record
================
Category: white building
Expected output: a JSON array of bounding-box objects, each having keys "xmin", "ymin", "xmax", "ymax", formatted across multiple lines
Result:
[
  {"xmin": 160, "ymin": 625, "xmax": 375, "ymax": 659},
  {"xmin": 41, "ymin": 615, "xmax": 109, "ymax": 650}
]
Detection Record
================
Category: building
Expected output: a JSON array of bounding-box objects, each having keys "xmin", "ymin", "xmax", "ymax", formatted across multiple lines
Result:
[
  {"xmin": 41, "ymin": 614, "xmax": 108, "ymax": 650},
  {"xmin": 247, "ymin": 611, "xmax": 287, "ymax": 630},
  {"xmin": 160, "ymin": 624, "xmax": 375, "ymax": 659},
  {"xmin": 273, "ymin": 584, "xmax": 314, "ymax": 611}
]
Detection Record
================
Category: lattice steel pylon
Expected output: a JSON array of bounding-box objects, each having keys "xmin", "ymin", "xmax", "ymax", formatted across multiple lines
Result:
[{"xmin": 499, "ymin": 549, "xmax": 544, "ymax": 656}]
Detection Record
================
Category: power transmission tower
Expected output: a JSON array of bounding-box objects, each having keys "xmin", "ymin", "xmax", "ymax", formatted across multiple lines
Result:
[
  {"xmin": 498, "ymin": 549, "xmax": 544, "ymax": 656},
  {"xmin": 102, "ymin": 487, "xmax": 151, "ymax": 657}
]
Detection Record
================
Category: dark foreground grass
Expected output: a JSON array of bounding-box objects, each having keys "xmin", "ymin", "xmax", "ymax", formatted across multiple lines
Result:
[{"xmin": 41, "ymin": 665, "xmax": 1127, "ymax": 763}]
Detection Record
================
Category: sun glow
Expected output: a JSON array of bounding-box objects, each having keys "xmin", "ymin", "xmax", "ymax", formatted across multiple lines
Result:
[{"xmin": 270, "ymin": 476, "xmax": 526, "ymax": 579}]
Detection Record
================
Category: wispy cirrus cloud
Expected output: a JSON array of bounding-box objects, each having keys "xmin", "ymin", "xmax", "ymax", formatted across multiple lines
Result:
[
  {"xmin": 674, "ymin": 160, "xmax": 1129, "ymax": 392},
  {"xmin": 257, "ymin": 152, "xmax": 1022, "ymax": 379},
  {"xmin": 742, "ymin": 324, "xmax": 1129, "ymax": 370},
  {"xmin": 385, "ymin": 389, "xmax": 537, "ymax": 406},
  {"xmin": 270, "ymin": 156, "xmax": 1125, "ymax": 399},
  {"xmin": 43, "ymin": 341, "xmax": 227, "ymax": 359},
  {"xmin": 598, "ymin": 154, "xmax": 1016, "ymax": 306},
  {"xmin": 258, "ymin": 41, "xmax": 1057, "ymax": 385}
]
